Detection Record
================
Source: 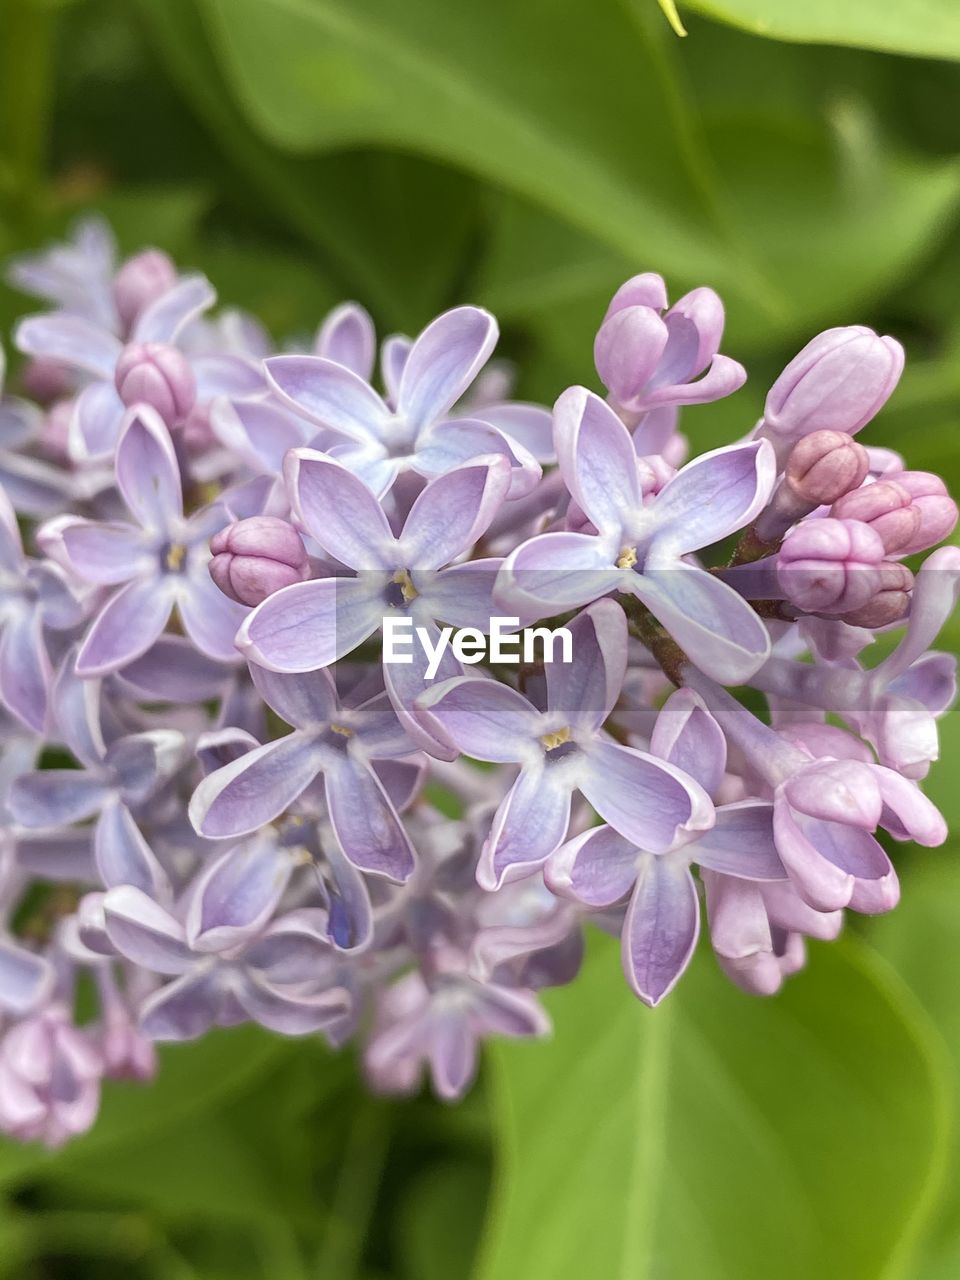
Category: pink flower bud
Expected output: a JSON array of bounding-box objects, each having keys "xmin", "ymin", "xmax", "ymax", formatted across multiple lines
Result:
[
  {"xmin": 831, "ymin": 480, "xmax": 920, "ymax": 554},
  {"xmin": 777, "ymin": 517, "xmax": 884, "ymax": 614},
  {"xmin": 115, "ymin": 341, "xmax": 196, "ymax": 425},
  {"xmin": 112, "ymin": 249, "xmax": 178, "ymax": 331},
  {"xmin": 594, "ymin": 306, "xmax": 668, "ymax": 406},
  {"xmin": 603, "ymin": 272, "xmax": 669, "ymax": 319},
  {"xmin": 843, "ymin": 562, "xmax": 913, "ymax": 627},
  {"xmin": 784, "ymin": 429, "xmax": 870, "ymax": 505},
  {"xmin": 891, "ymin": 471, "xmax": 958, "ymax": 554},
  {"xmin": 763, "ymin": 326, "xmax": 904, "ymax": 452},
  {"xmin": 209, "ymin": 516, "xmax": 309, "ymax": 607},
  {"xmin": 20, "ymin": 355, "xmax": 73, "ymax": 403}
]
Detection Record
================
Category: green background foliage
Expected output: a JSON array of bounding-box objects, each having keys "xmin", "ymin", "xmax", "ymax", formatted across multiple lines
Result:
[{"xmin": 0, "ymin": 0, "xmax": 958, "ymax": 1275}]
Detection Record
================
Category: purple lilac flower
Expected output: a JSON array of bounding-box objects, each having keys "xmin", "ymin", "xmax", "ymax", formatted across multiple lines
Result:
[
  {"xmin": 265, "ymin": 306, "xmax": 542, "ymax": 497},
  {"xmin": 38, "ymin": 406, "xmax": 246, "ymax": 673},
  {"xmin": 418, "ymin": 602, "xmax": 713, "ymax": 889},
  {"xmin": 498, "ymin": 387, "xmax": 776, "ymax": 683}
]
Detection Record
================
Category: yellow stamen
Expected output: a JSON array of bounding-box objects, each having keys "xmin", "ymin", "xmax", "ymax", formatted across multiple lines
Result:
[
  {"xmin": 165, "ymin": 543, "xmax": 187, "ymax": 571},
  {"xmin": 616, "ymin": 546, "xmax": 638, "ymax": 570},
  {"xmin": 331, "ymin": 723, "xmax": 354, "ymax": 738},
  {"xmin": 541, "ymin": 726, "xmax": 572, "ymax": 751},
  {"xmin": 392, "ymin": 568, "xmax": 418, "ymax": 603}
]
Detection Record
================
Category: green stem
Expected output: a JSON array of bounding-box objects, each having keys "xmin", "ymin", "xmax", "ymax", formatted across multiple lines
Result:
[
  {"xmin": 0, "ymin": 0, "xmax": 56, "ymax": 227},
  {"xmin": 315, "ymin": 1099, "xmax": 391, "ymax": 1280}
]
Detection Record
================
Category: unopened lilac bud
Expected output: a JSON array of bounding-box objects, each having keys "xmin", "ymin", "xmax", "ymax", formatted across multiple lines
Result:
[
  {"xmin": 603, "ymin": 272, "xmax": 668, "ymax": 320},
  {"xmin": 892, "ymin": 471, "xmax": 958, "ymax": 555},
  {"xmin": 763, "ymin": 326, "xmax": 904, "ymax": 456},
  {"xmin": 209, "ymin": 517, "xmax": 309, "ymax": 606},
  {"xmin": 115, "ymin": 342, "xmax": 196, "ymax": 425},
  {"xmin": 20, "ymin": 356, "xmax": 73, "ymax": 403},
  {"xmin": 831, "ymin": 480, "xmax": 920, "ymax": 554},
  {"xmin": 778, "ymin": 517, "xmax": 884, "ymax": 614},
  {"xmin": 112, "ymin": 249, "xmax": 177, "ymax": 331},
  {"xmin": 784, "ymin": 430, "xmax": 869, "ymax": 506},
  {"xmin": 843, "ymin": 562, "xmax": 913, "ymax": 628}
]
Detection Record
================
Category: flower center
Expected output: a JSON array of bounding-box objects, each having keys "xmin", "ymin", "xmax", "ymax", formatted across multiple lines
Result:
[
  {"xmin": 617, "ymin": 545, "xmax": 638, "ymax": 570},
  {"xmin": 540, "ymin": 726, "xmax": 572, "ymax": 751},
  {"xmin": 165, "ymin": 543, "xmax": 187, "ymax": 572},
  {"xmin": 330, "ymin": 723, "xmax": 354, "ymax": 738}
]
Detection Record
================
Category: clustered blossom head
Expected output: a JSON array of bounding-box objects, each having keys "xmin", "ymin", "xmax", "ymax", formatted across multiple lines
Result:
[{"xmin": 0, "ymin": 219, "xmax": 956, "ymax": 1144}]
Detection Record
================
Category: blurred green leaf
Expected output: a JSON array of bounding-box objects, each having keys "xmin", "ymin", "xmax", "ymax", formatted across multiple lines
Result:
[
  {"xmin": 681, "ymin": 0, "xmax": 960, "ymax": 62},
  {"xmin": 0, "ymin": 1026, "xmax": 287, "ymax": 1189},
  {"xmin": 871, "ymin": 854, "xmax": 960, "ymax": 1278},
  {"xmin": 191, "ymin": 0, "xmax": 788, "ymax": 316},
  {"xmin": 476, "ymin": 931, "xmax": 949, "ymax": 1280},
  {"xmin": 398, "ymin": 1159, "xmax": 488, "ymax": 1280}
]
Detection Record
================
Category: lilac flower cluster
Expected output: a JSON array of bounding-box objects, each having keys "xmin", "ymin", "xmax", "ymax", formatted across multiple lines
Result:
[{"xmin": 0, "ymin": 219, "xmax": 956, "ymax": 1144}]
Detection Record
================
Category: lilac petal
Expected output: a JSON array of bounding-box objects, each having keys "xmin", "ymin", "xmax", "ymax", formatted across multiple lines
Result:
[
  {"xmin": 690, "ymin": 802, "xmax": 784, "ymax": 880},
  {"xmin": 350, "ymin": 689, "xmax": 419, "ymax": 758},
  {"xmin": 210, "ymin": 396, "xmax": 310, "ymax": 474},
  {"xmin": 644, "ymin": 354, "xmax": 746, "ymax": 410},
  {"xmin": 873, "ymin": 766, "xmax": 947, "ymax": 846},
  {"xmin": 0, "ymin": 610, "xmax": 51, "ymax": 732},
  {"xmin": 115, "ymin": 406, "xmax": 182, "ymax": 531},
  {"xmin": 650, "ymin": 688, "xmax": 726, "ymax": 797},
  {"xmin": 760, "ymin": 880, "xmax": 843, "ymax": 940},
  {"xmin": 192, "ymin": 355, "xmax": 264, "ymax": 400},
  {"xmin": 650, "ymin": 441, "xmax": 776, "ymax": 553},
  {"xmin": 0, "ymin": 451, "xmax": 72, "ymax": 518},
  {"xmin": 497, "ymin": 530, "xmax": 621, "ymax": 618},
  {"xmin": 9, "ymin": 769, "xmax": 109, "ymax": 828},
  {"xmin": 266, "ymin": 355, "xmax": 390, "ymax": 441},
  {"xmin": 0, "ymin": 942, "xmax": 53, "ymax": 1016},
  {"xmin": 478, "ymin": 764, "xmax": 573, "ymax": 890},
  {"xmin": 196, "ymin": 728, "xmax": 260, "ymax": 775},
  {"xmin": 236, "ymin": 974, "xmax": 351, "ymax": 1036},
  {"xmin": 176, "ymin": 572, "xmax": 247, "ymax": 663},
  {"xmin": 249, "ymin": 663, "xmax": 338, "ymax": 730},
  {"xmin": 623, "ymin": 856, "xmax": 699, "ymax": 1006},
  {"xmin": 654, "ymin": 287, "xmax": 724, "ymax": 384},
  {"xmin": 244, "ymin": 908, "xmax": 334, "ymax": 978},
  {"xmin": 423, "ymin": 559, "xmax": 502, "ymax": 631},
  {"xmin": 59, "ymin": 520, "xmax": 145, "ymax": 585},
  {"xmin": 139, "ymin": 969, "xmax": 221, "ymax": 1041},
  {"xmin": 473, "ymin": 403, "xmax": 555, "ymax": 463},
  {"xmin": 382, "ymin": 626, "xmax": 460, "ymax": 760},
  {"xmin": 381, "ymin": 334, "xmax": 412, "ymax": 405},
  {"xmin": 413, "ymin": 419, "xmax": 541, "ymax": 499},
  {"xmin": 373, "ymin": 757, "xmax": 426, "ymax": 813},
  {"xmin": 594, "ymin": 306, "xmax": 669, "ymax": 405},
  {"xmin": 428, "ymin": 1015, "xmax": 477, "ymax": 1100},
  {"xmin": 315, "ymin": 302, "xmax": 376, "ymax": 380},
  {"xmin": 545, "ymin": 599, "xmax": 626, "ymax": 733},
  {"xmin": 581, "ymin": 740, "xmax": 713, "ymax": 852},
  {"xmin": 324, "ymin": 757, "xmax": 415, "ymax": 881},
  {"xmin": 102, "ymin": 886, "xmax": 192, "ymax": 974},
  {"xmin": 238, "ymin": 576, "xmax": 381, "ymax": 672},
  {"xmin": 633, "ymin": 565, "xmax": 771, "ymax": 685},
  {"xmin": 321, "ymin": 845, "xmax": 375, "ymax": 952},
  {"xmin": 15, "ymin": 314, "xmax": 121, "ymax": 378},
  {"xmin": 888, "ymin": 652, "xmax": 957, "ymax": 717},
  {"xmin": 848, "ymin": 862, "xmax": 900, "ymax": 914},
  {"xmin": 15, "ymin": 830, "xmax": 95, "ymax": 882},
  {"xmin": 474, "ymin": 985, "xmax": 551, "ymax": 1039},
  {"xmin": 0, "ymin": 483, "xmax": 24, "ymax": 567},
  {"xmin": 397, "ymin": 306, "xmax": 498, "ymax": 431},
  {"xmin": 546, "ymin": 825, "xmax": 638, "ymax": 907},
  {"xmin": 327, "ymin": 442, "xmax": 398, "ymax": 497},
  {"xmin": 70, "ymin": 381, "xmax": 125, "ymax": 461},
  {"xmin": 703, "ymin": 874, "xmax": 778, "ymax": 992},
  {"xmin": 554, "ymin": 386, "xmax": 641, "ymax": 535},
  {"xmin": 400, "ymin": 459, "xmax": 511, "ymax": 569},
  {"xmin": 118, "ymin": 636, "xmax": 230, "ymax": 702},
  {"xmin": 189, "ymin": 734, "xmax": 325, "ymax": 839},
  {"xmin": 416, "ymin": 676, "xmax": 538, "ymax": 762},
  {"xmin": 132, "ymin": 274, "xmax": 215, "ymax": 344},
  {"xmin": 95, "ymin": 800, "xmax": 170, "ymax": 897},
  {"xmin": 875, "ymin": 545, "xmax": 960, "ymax": 685},
  {"xmin": 772, "ymin": 796, "xmax": 854, "ymax": 911},
  {"xmin": 187, "ymin": 836, "xmax": 293, "ymax": 952},
  {"xmin": 76, "ymin": 576, "xmax": 175, "ymax": 676},
  {"xmin": 285, "ymin": 449, "xmax": 395, "ymax": 567}
]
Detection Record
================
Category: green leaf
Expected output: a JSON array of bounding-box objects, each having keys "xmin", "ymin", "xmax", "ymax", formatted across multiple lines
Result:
[
  {"xmin": 191, "ymin": 0, "xmax": 781, "ymax": 314},
  {"xmin": 0, "ymin": 1025, "xmax": 288, "ymax": 1189},
  {"xmin": 681, "ymin": 0, "xmax": 960, "ymax": 63},
  {"xmin": 476, "ymin": 931, "xmax": 949, "ymax": 1280},
  {"xmin": 871, "ymin": 855, "xmax": 960, "ymax": 1277},
  {"xmin": 399, "ymin": 1159, "xmax": 489, "ymax": 1280}
]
